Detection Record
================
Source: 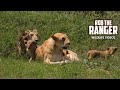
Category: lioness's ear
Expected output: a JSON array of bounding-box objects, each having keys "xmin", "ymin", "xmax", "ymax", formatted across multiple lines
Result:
[
  {"xmin": 51, "ymin": 35, "xmax": 58, "ymax": 41},
  {"xmin": 33, "ymin": 29, "xmax": 38, "ymax": 34}
]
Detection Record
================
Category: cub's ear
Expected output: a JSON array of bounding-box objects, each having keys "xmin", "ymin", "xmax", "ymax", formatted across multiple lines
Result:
[
  {"xmin": 107, "ymin": 47, "xmax": 110, "ymax": 50},
  {"xmin": 33, "ymin": 29, "xmax": 38, "ymax": 35},
  {"xmin": 26, "ymin": 30, "xmax": 31, "ymax": 32},
  {"xmin": 22, "ymin": 32, "xmax": 27, "ymax": 36},
  {"xmin": 51, "ymin": 35, "xmax": 58, "ymax": 41},
  {"xmin": 22, "ymin": 30, "xmax": 31, "ymax": 36}
]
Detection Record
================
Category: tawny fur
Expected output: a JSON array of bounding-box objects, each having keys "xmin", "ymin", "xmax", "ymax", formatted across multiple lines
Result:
[
  {"xmin": 35, "ymin": 33, "xmax": 70, "ymax": 64},
  {"xmin": 87, "ymin": 46, "xmax": 117, "ymax": 60}
]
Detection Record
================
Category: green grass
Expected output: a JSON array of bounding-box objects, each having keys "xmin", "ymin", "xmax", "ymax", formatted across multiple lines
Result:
[{"xmin": 0, "ymin": 11, "xmax": 120, "ymax": 79}]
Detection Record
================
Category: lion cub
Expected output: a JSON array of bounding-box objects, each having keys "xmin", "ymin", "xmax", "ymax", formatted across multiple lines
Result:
[
  {"xmin": 25, "ymin": 39, "xmax": 38, "ymax": 63},
  {"xmin": 63, "ymin": 49, "xmax": 80, "ymax": 62},
  {"xmin": 87, "ymin": 46, "xmax": 117, "ymax": 60}
]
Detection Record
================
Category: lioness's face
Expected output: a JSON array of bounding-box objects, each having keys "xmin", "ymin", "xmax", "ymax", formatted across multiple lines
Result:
[{"xmin": 51, "ymin": 33, "xmax": 70, "ymax": 49}]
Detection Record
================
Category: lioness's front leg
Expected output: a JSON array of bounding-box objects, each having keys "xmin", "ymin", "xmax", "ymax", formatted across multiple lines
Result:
[
  {"xmin": 44, "ymin": 54, "xmax": 65, "ymax": 65},
  {"xmin": 44, "ymin": 58, "xmax": 51, "ymax": 64},
  {"xmin": 44, "ymin": 54, "xmax": 52, "ymax": 64}
]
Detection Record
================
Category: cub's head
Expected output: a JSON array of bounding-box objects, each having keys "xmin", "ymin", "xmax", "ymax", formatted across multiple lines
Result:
[
  {"xmin": 51, "ymin": 33, "xmax": 70, "ymax": 49},
  {"xmin": 24, "ymin": 40, "xmax": 37, "ymax": 52},
  {"xmin": 20, "ymin": 29, "xmax": 39, "ymax": 42},
  {"xmin": 28, "ymin": 29, "xmax": 39, "ymax": 42},
  {"xmin": 107, "ymin": 46, "xmax": 117, "ymax": 55}
]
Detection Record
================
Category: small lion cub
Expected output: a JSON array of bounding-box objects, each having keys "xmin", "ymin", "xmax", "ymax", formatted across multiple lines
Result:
[
  {"xmin": 87, "ymin": 46, "xmax": 117, "ymax": 60},
  {"xmin": 63, "ymin": 49, "xmax": 80, "ymax": 62}
]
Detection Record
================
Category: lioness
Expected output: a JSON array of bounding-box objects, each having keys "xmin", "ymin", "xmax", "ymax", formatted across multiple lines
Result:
[
  {"xmin": 87, "ymin": 46, "xmax": 117, "ymax": 60},
  {"xmin": 35, "ymin": 33, "xmax": 70, "ymax": 64}
]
